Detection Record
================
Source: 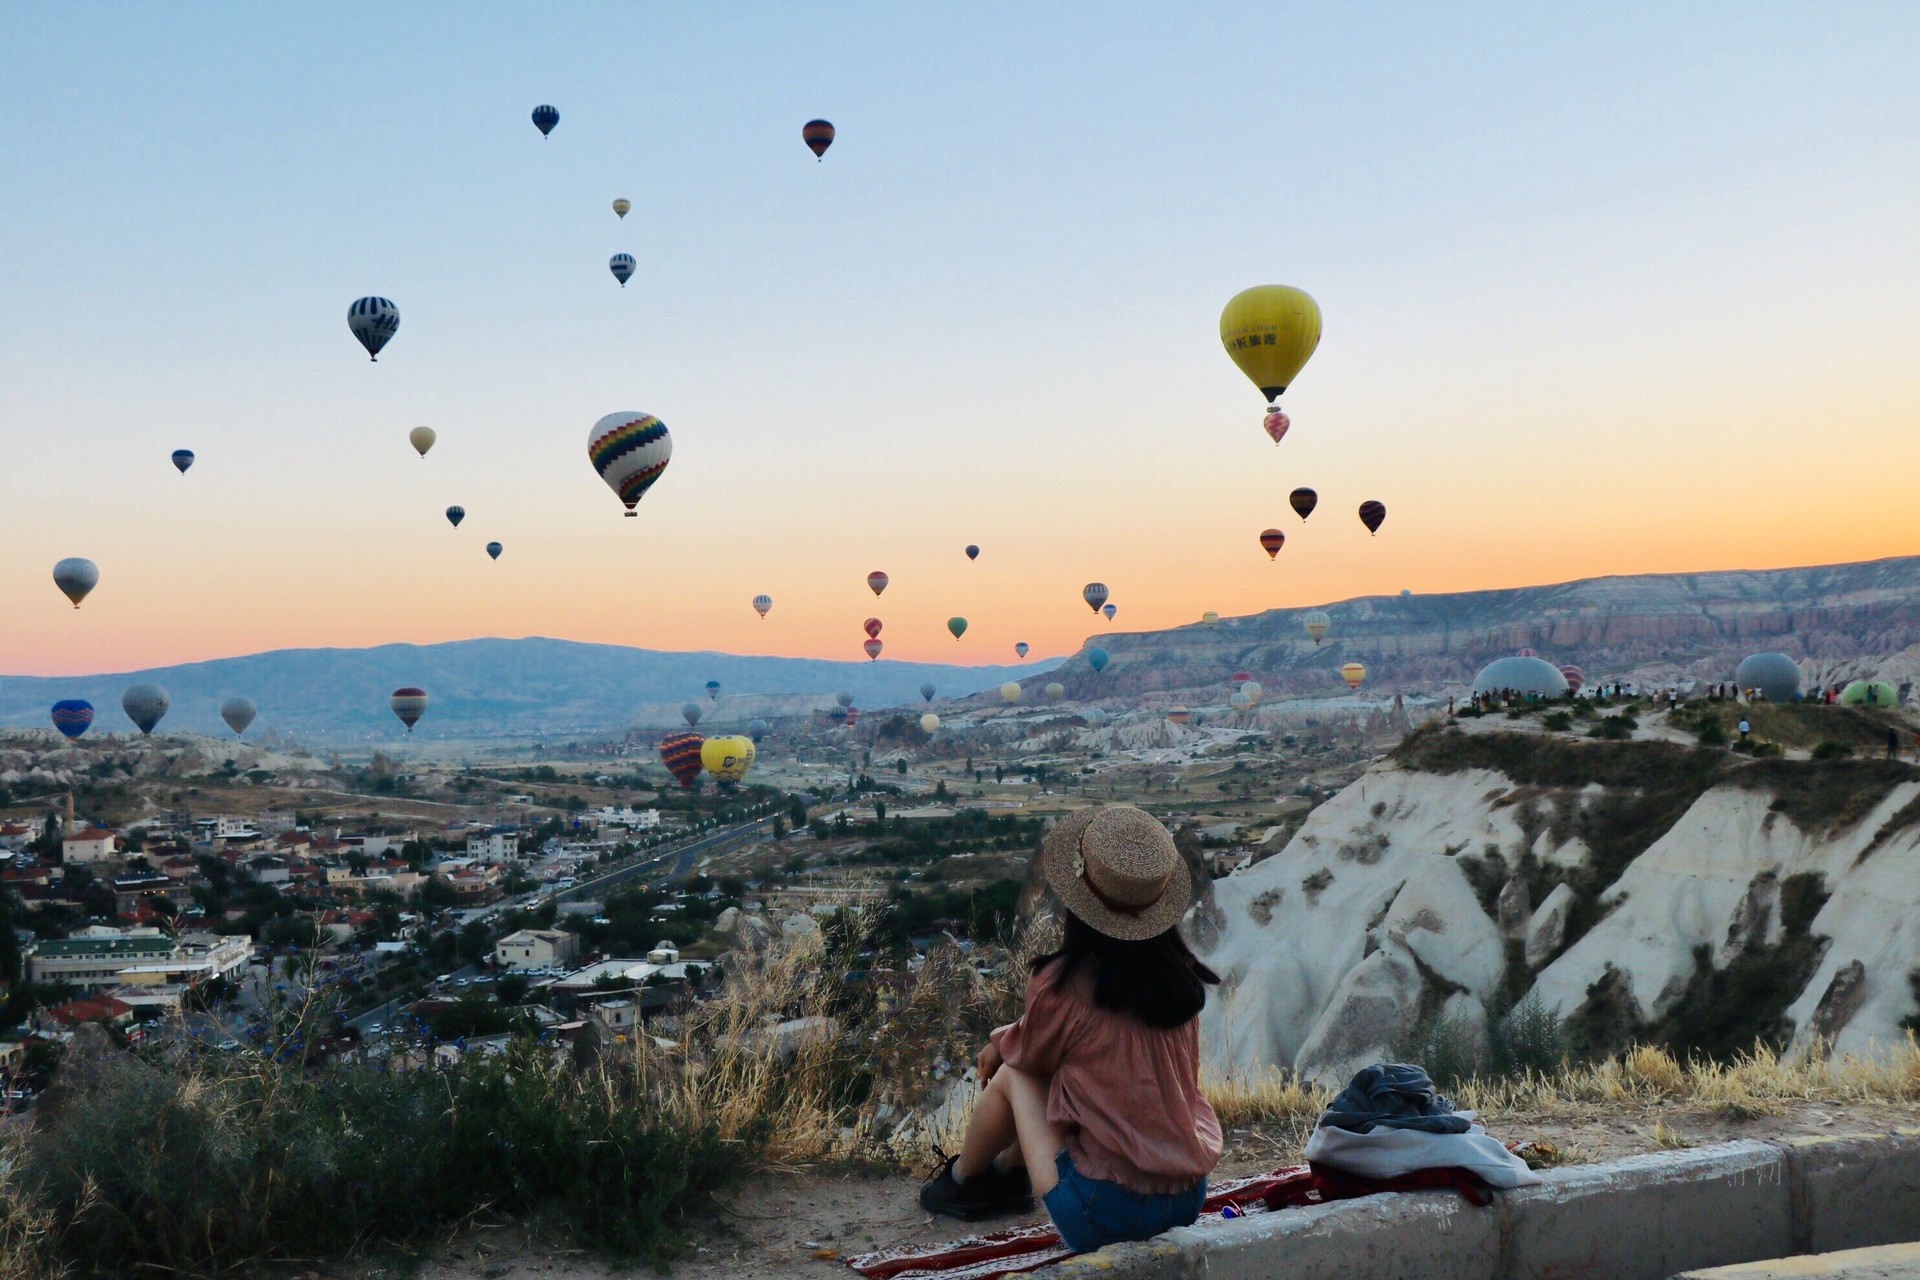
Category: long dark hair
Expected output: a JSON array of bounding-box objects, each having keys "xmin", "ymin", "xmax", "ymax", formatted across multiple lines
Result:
[{"xmin": 1032, "ymin": 912, "xmax": 1220, "ymax": 1030}]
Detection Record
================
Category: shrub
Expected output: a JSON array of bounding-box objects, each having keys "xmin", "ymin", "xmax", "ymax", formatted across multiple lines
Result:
[
  {"xmin": 1697, "ymin": 721, "xmax": 1728, "ymax": 746},
  {"xmin": 1812, "ymin": 740, "xmax": 1854, "ymax": 760},
  {"xmin": 1542, "ymin": 712, "xmax": 1572, "ymax": 732}
]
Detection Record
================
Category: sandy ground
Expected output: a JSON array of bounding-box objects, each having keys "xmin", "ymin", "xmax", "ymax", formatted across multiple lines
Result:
[{"xmin": 322, "ymin": 1097, "xmax": 1920, "ymax": 1280}]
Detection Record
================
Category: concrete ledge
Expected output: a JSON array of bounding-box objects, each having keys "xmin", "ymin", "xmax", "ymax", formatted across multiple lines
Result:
[
  {"xmin": 1028, "ymin": 1133, "xmax": 1920, "ymax": 1280},
  {"xmin": 1677, "ymin": 1241, "xmax": 1920, "ymax": 1278},
  {"xmin": 1786, "ymin": 1128, "xmax": 1920, "ymax": 1256}
]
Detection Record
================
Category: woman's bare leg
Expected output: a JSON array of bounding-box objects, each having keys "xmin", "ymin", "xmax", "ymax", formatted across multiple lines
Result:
[{"xmin": 956, "ymin": 1066, "xmax": 1066, "ymax": 1195}]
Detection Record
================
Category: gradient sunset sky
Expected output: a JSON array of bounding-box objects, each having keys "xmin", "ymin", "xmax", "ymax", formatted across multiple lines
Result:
[{"xmin": 3, "ymin": 4, "xmax": 1918, "ymax": 677}]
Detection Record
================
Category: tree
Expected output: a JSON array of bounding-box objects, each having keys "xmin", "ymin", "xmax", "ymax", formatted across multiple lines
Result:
[
  {"xmin": 895, "ymin": 758, "xmax": 907, "ymax": 775},
  {"xmin": 873, "ymin": 798, "xmax": 887, "ymax": 823}
]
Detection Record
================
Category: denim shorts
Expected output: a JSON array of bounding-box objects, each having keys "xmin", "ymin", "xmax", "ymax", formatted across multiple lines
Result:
[{"xmin": 1041, "ymin": 1149, "xmax": 1206, "ymax": 1254}]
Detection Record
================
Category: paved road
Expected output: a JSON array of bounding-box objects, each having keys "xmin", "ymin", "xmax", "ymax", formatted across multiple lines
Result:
[
  {"xmin": 348, "ymin": 963, "xmax": 477, "ymax": 1033},
  {"xmin": 557, "ymin": 813, "xmax": 776, "ymax": 903}
]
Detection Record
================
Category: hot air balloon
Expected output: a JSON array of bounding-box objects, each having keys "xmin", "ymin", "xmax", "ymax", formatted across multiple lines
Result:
[
  {"xmin": 827, "ymin": 706, "xmax": 849, "ymax": 725},
  {"xmin": 1290, "ymin": 488, "xmax": 1318, "ymax": 520},
  {"xmin": 1259, "ymin": 529, "xmax": 1286, "ymax": 559},
  {"xmin": 1088, "ymin": 648, "xmax": 1109, "ymax": 673},
  {"xmin": 1302, "ymin": 611, "xmax": 1331, "ymax": 644},
  {"xmin": 701, "ymin": 736, "xmax": 756, "ymax": 785},
  {"xmin": 1262, "ymin": 407, "xmax": 1290, "ymax": 445},
  {"xmin": 965, "ymin": 545, "xmax": 979, "ymax": 561},
  {"xmin": 532, "ymin": 104, "xmax": 559, "ymax": 136},
  {"xmin": 864, "ymin": 638, "xmax": 883, "ymax": 660},
  {"xmin": 704, "ymin": 680, "xmax": 721, "ymax": 702},
  {"xmin": 50, "ymin": 700, "xmax": 93, "ymax": 739},
  {"xmin": 864, "ymin": 618, "xmax": 883, "ymax": 639},
  {"xmin": 1219, "ymin": 285, "xmax": 1322, "ymax": 434},
  {"xmin": 1242, "ymin": 680, "xmax": 1263, "ymax": 705},
  {"xmin": 1230, "ymin": 691, "xmax": 1253, "ymax": 713},
  {"xmin": 1045, "ymin": 682, "xmax": 1065, "ymax": 704},
  {"xmin": 390, "ymin": 687, "xmax": 428, "ymax": 732},
  {"xmin": 609, "ymin": 253, "xmax": 636, "ymax": 287},
  {"xmin": 1083, "ymin": 583, "xmax": 1109, "ymax": 613},
  {"xmin": 947, "ymin": 617, "xmax": 968, "ymax": 640},
  {"xmin": 121, "ymin": 684, "xmax": 170, "ymax": 735},
  {"xmin": 836, "ymin": 691, "xmax": 855, "ymax": 709},
  {"xmin": 409, "ymin": 426, "xmax": 435, "ymax": 457},
  {"xmin": 1202, "ymin": 612, "xmax": 1219, "ymax": 628},
  {"xmin": 1001, "ymin": 682, "xmax": 1022, "ymax": 704},
  {"xmin": 1231, "ymin": 671, "xmax": 1252, "ymax": 684},
  {"xmin": 867, "ymin": 570, "xmax": 888, "ymax": 596},
  {"xmin": 1015, "ymin": 642, "xmax": 1030, "ymax": 659},
  {"xmin": 1339, "ymin": 662, "xmax": 1367, "ymax": 690},
  {"xmin": 753, "ymin": 594, "xmax": 773, "ymax": 618},
  {"xmin": 746, "ymin": 718, "xmax": 770, "ymax": 742},
  {"xmin": 1083, "ymin": 708, "xmax": 1108, "ymax": 727},
  {"xmin": 682, "ymin": 701, "xmax": 703, "ymax": 727},
  {"xmin": 588, "ymin": 412, "xmax": 672, "ymax": 516},
  {"xmin": 1358, "ymin": 501, "xmax": 1386, "ymax": 535},
  {"xmin": 171, "ymin": 449, "xmax": 194, "ymax": 474},
  {"xmin": 802, "ymin": 119, "xmax": 834, "ymax": 158},
  {"xmin": 920, "ymin": 713, "xmax": 940, "ymax": 734},
  {"xmin": 486, "ymin": 542, "xmax": 502, "ymax": 560},
  {"xmin": 659, "ymin": 732, "xmax": 704, "ymax": 788},
  {"xmin": 445, "ymin": 506, "xmax": 465, "ymax": 527},
  {"xmin": 52, "ymin": 558, "xmax": 98, "ymax": 608},
  {"xmin": 1559, "ymin": 665, "xmax": 1585, "ymax": 692},
  {"xmin": 1516, "ymin": 648, "xmax": 1538, "ymax": 659},
  {"xmin": 844, "ymin": 706, "xmax": 860, "ymax": 726},
  {"xmin": 612, "ymin": 198, "xmax": 630, "ymax": 219},
  {"xmin": 920, "ymin": 683, "xmax": 936, "ymax": 703},
  {"xmin": 349, "ymin": 297, "xmax": 400, "ymax": 361},
  {"xmin": 221, "ymin": 696, "xmax": 257, "ymax": 736},
  {"xmin": 1167, "ymin": 707, "xmax": 1191, "ymax": 724},
  {"xmin": 1103, "ymin": 603, "xmax": 1117, "ymax": 621}
]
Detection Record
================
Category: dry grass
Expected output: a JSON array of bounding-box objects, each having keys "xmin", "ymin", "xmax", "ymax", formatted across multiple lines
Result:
[{"xmin": 0, "ymin": 1132, "xmax": 69, "ymax": 1280}]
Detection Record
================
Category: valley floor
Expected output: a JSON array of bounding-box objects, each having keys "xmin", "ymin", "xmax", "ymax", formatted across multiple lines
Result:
[{"xmin": 358, "ymin": 1097, "xmax": 1920, "ymax": 1280}]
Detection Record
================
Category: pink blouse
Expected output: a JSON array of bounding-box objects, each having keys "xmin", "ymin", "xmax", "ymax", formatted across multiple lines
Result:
[{"xmin": 990, "ymin": 961, "xmax": 1222, "ymax": 1195}]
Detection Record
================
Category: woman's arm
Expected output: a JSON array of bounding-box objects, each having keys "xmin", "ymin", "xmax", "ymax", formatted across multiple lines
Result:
[{"xmin": 976, "ymin": 1024, "xmax": 1014, "ymax": 1086}]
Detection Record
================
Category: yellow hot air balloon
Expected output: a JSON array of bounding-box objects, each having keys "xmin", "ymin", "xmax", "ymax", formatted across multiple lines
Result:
[
  {"xmin": 699, "ymin": 735, "xmax": 756, "ymax": 784},
  {"xmin": 1000, "ymin": 681, "xmax": 1022, "ymax": 704},
  {"xmin": 1340, "ymin": 661, "xmax": 1366, "ymax": 690},
  {"xmin": 1220, "ymin": 285, "xmax": 1322, "ymax": 411},
  {"xmin": 1202, "ymin": 611, "xmax": 1219, "ymax": 629},
  {"xmin": 409, "ymin": 426, "xmax": 436, "ymax": 458},
  {"xmin": 920, "ymin": 712, "xmax": 940, "ymax": 734},
  {"xmin": 612, "ymin": 198, "xmax": 631, "ymax": 219}
]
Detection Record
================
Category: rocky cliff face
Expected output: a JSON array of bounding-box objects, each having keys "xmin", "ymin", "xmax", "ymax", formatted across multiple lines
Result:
[
  {"xmin": 1044, "ymin": 555, "xmax": 1920, "ymax": 702},
  {"xmin": 1197, "ymin": 722, "xmax": 1920, "ymax": 1083}
]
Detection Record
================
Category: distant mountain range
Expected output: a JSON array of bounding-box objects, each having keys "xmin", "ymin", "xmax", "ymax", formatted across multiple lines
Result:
[
  {"xmin": 0, "ymin": 637, "xmax": 1053, "ymax": 740},
  {"xmin": 1026, "ymin": 554, "xmax": 1920, "ymax": 702},
  {"xmin": 9, "ymin": 556, "xmax": 1919, "ymax": 739}
]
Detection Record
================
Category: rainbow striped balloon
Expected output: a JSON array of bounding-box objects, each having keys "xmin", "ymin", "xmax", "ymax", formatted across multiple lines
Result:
[
  {"xmin": 659, "ymin": 731, "xmax": 705, "ymax": 788},
  {"xmin": 588, "ymin": 412, "xmax": 673, "ymax": 516}
]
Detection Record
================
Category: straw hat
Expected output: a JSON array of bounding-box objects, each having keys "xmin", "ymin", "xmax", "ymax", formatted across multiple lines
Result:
[{"xmin": 1041, "ymin": 805, "xmax": 1190, "ymax": 941}]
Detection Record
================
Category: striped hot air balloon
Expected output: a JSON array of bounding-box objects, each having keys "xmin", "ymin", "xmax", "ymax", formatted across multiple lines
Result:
[
  {"xmin": 1259, "ymin": 528, "xmax": 1286, "ymax": 559},
  {"xmin": 609, "ymin": 253, "xmax": 636, "ymax": 286},
  {"xmin": 1230, "ymin": 691, "xmax": 1253, "ymax": 713},
  {"xmin": 588, "ymin": 412, "xmax": 672, "ymax": 516},
  {"xmin": 802, "ymin": 119, "xmax": 834, "ymax": 158},
  {"xmin": 1358, "ymin": 500, "xmax": 1387, "ymax": 535},
  {"xmin": 867, "ymin": 570, "xmax": 889, "ymax": 596},
  {"xmin": 1015, "ymin": 642, "xmax": 1029, "ymax": 658},
  {"xmin": 1202, "ymin": 611, "xmax": 1219, "ymax": 628},
  {"xmin": 1167, "ymin": 707, "xmax": 1191, "ymax": 724},
  {"xmin": 50, "ymin": 700, "xmax": 94, "ymax": 740},
  {"xmin": 1303, "ymin": 610, "xmax": 1331, "ymax": 644},
  {"xmin": 531, "ymin": 104, "xmax": 559, "ymax": 136},
  {"xmin": 752, "ymin": 594, "xmax": 773, "ymax": 618},
  {"xmin": 659, "ymin": 732, "xmax": 705, "ymax": 788},
  {"xmin": 348, "ymin": 296, "xmax": 399, "ymax": 361},
  {"xmin": 864, "ymin": 618, "xmax": 882, "ymax": 638},
  {"xmin": 389, "ymin": 687, "xmax": 428, "ymax": 732},
  {"xmin": 1103, "ymin": 603, "xmax": 1117, "ymax": 621},
  {"xmin": 1559, "ymin": 664, "xmax": 1585, "ymax": 692},
  {"xmin": 1290, "ymin": 487, "xmax": 1318, "ymax": 520},
  {"xmin": 864, "ymin": 638, "xmax": 883, "ymax": 660},
  {"xmin": 1083, "ymin": 583, "xmax": 1109, "ymax": 613},
  {"xmin": 1340, "ymin": 662, "xmax": 1367, "ymax": 690}
]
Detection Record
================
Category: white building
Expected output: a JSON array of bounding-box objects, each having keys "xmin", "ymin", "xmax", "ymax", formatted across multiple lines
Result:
[
  {"xmin": 26, "ymin": 930, "xmax": 250, "ymax": 991},
  {"xmin": 62, "ymin": 827, "xmax": 119, "ymax": 865},
  {"xmin": 493, "ymin": 928, "xmax": 579, "ymax": 971},
  {"xmin": 591, "ymin": 806, "xmax": 661, "ymax": 832},
  {"xmin": 466, "ymin": 829, "xmax": 520, "ymax": 862}
]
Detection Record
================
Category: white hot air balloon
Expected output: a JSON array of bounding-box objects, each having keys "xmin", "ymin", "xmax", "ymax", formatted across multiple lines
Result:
[
  {"xmin": 752, "ymin": 594, "xmax": 773, "ymax": 618},
  {"xmin": 348, "ymin": 296, "xmax": 400, "ymax": 360},
  {"xmin": 121, "ymin": 684, "xmax": 171, "ymax": 735},
  {"xmin": 588, "ymin": 412, "xmax": 672, "ymax": 516},
  {"xmin": 220, "ymin": 696, "xmax": 257, "ymax": 736},
  {"xmin": 409, "ymin": 426, "xmax": 436, "ymax": 458}
]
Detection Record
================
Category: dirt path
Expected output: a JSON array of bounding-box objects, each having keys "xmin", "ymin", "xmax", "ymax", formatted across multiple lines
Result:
[{"xmin": 370, "ymin": 1098, "xmax": 1920, "ymax": 1280}]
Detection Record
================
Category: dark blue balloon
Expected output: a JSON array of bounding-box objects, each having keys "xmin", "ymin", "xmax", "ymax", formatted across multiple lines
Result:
[
  {"xmin": 51, "ymin": 699, "xmax": 94, "ymax": 739},
  {"xmin": 1088, "ymin": 647, "xmax": 1109, "ymax": 673},
  {"xmin": 532, "ymin": 104, "xmax": 559, "ymax": 136},
  {"xmin": 171, "ymin": 449, "xmax": 194, "ymax": 474}
]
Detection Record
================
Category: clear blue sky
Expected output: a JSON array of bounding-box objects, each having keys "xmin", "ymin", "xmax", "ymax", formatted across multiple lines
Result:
[{"xmin": 3, "ymin": 3, "xmax": 1917, "ymax": 674}]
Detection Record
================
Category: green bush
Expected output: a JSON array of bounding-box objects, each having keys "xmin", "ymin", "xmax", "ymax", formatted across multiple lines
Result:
[
  {"xmin": 1812, "ymin": 740, "xmax": 1854, "ymax": 760},
  {"xmin": 1697, "ymin": 721, "xmax": 1727, "ymax": 746},
  {"xmin": 1542, "ymin": 712, "xmax": 1573, "ymax": 732}
]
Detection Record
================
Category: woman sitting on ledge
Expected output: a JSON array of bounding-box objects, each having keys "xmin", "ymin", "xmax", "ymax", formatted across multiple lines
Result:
[{"xmin": 919, "ymin": 805, "xmax": 1221, "ymax": 1252}]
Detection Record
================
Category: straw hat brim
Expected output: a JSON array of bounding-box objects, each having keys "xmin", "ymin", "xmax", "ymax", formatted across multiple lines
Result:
[{"xmin": 1041, "ymin": 807, "xmax": 1191, "ymax": 942}]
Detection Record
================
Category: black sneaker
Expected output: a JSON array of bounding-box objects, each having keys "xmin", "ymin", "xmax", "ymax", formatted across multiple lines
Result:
[
  {"xmin": 919, "ymin": 1154, "xmax": 995, "ymax": 1222},
  {"xmin": 982, "ymin": 1160, "xmax": 1035, "ymax": 1214}
]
